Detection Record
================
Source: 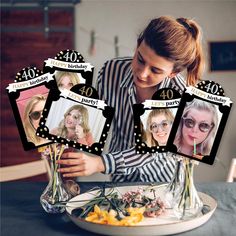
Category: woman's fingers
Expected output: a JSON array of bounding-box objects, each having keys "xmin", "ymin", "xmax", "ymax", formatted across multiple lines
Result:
[
  {"xmin": 62, "ymin": 152, "xmax": 83, "ymax": 159},
  {"xmin": 57, "ymin": 164, "xmax": 84, "ymax": 173},
  {"xmin": 56, "ymin": 152, "xmax": 105, "ymax": 177},
  {"xmin": 57, "ymin": 159, "xmax": 80, "ymax": 166}
]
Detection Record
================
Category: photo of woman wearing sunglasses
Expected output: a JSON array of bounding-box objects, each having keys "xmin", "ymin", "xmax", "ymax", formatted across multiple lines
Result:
[
  {"xmin": 174, "ymin": 99, "xmax": 219, "ymax": 159},
  {"xmin": 23, "ymin": 94, "xmax": 50, "ymax": 146},
  {"xmin": 144, "ymin": 109, "xmax": 175, "ymax": 147}
]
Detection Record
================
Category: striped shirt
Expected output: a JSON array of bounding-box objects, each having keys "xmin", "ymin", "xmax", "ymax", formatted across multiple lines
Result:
[{"xmin": 96, "ymin": 57, "xmax": 186, "ymax": 182}]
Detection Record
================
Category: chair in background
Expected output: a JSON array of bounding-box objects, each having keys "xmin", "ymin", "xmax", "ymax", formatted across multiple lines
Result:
[
  {"xmin": 226, "ymin": 158, "xmax": 236, "ymax": 182},
  {"xmin": 0, "ymin": 158, "xmax": 51, "ymax": 182}
]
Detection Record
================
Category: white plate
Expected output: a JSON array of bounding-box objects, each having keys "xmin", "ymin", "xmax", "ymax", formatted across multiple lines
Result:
[{"xmin": 66, "ymin": 185, "xmax": 217, "ymax": 236}]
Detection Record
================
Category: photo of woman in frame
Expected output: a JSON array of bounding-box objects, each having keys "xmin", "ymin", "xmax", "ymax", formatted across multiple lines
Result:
[
  {"xmin": 142, "ymin": 108, "xmax": 176, "ymax": 147},
  {"xmin": 54, "ymin": 71, "xmax": 85, "ymax": 91},
  {"xmin": 22, "ymin": 94, "xmax": 50, "ymax": 146},
  {"xmin": 44, "ymin": 96, "xmax": 107, "ymax": 147},
  {"xmin": 15, "ymin": 85, "xmax": 51, "ymax": 147},
  {"xmin": 173, "ymin": 99, "xmax": 220, "ymax": 159},
  {"xmin": 50, "ymin": 104, "xmax": 94, "ymax": 146}
]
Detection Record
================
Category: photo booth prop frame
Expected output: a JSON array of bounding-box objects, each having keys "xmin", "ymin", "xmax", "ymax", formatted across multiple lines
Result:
[
  {"xmin": 167, "ymin": 80, "xmax": 232, "ymax": 165},
  {"xmin": 133, "ymin": 88, "xmax": 181, "ymax": 154},
  {"xmin": 6, "ymin": 67, "xmax": 56, "ymax": 150},
  {"xmin": 37, "ymin": 84, "xmax": 114, "ymax": 156}
]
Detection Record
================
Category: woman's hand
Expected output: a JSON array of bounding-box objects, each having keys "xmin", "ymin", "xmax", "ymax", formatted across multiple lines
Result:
[
  {"xmin": 75, "ymin": 124, "xmax": 85, "ymax": 139},
  {"xmin": 57, "ymin": 152, "xmax": 105, "ymax": 177}
]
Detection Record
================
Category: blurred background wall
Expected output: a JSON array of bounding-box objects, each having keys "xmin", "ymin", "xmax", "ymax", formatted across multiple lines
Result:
[{"xmin": 1, "ymin": 0, "xmax": 236, "ymax": 182}]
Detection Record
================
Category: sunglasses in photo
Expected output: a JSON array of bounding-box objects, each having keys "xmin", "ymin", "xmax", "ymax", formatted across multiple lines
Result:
[
  {"xmin": 182, "ymin": 117, "xmax": 214, "ymax": 133},
  {"xmin": 29, "ymin": 110, "xmax": 43, "ymax": 120},
  {"xmin": 150, "ymin": 120, "xmax": 172, "ymax": 133}
]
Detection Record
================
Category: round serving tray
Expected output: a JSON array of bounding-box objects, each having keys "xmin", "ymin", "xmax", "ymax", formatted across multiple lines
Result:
[{"xmin": 66, "ymin": 185, "xmax": 217, "ymax": 236}]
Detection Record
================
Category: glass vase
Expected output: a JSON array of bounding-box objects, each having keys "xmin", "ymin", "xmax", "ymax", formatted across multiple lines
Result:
[
  {"xmin": 164, "ymin": 157, "xmax": 184, "ymax": 208},
  {"xmin": 173, "ymin": 158, "xmax": 203, "ymax": 220},
  {"xmin": 40, "ymin": 160, "xmax": 71, "ymax": 214}
]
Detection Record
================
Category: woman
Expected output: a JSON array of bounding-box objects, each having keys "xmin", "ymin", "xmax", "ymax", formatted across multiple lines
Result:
[
  {"xmin": 145, "ymin": 109, "xmax": 174, "ymax": 147},
  {"xmin": 57, "ymin": 16, "xmax": 205, "ymax": 182},
  {"xmin": 55, "ymin": 71, "xmax": 80, "ymax": 90},
  {"xmin": 23, "ymin": 94, "xmax": 49, "ymax": 146},
  {"xmin": 51, "ymin": 104, "xmax": 93, "ymax": 144},
  {"xmin": 174, "ymin": 99, "xmax": 219, "ymax": 159}
]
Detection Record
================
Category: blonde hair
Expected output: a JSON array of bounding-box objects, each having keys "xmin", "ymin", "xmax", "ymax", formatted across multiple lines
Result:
[
  {"xmin": 55, "ymin": 71, "xmax": 80, "ymax": 88},
  {"xmin": 174, "ymin": 99, "xmax": 219, "ymax": 155},
  {"xmin": 145, "ymin": 109, "xmax": 174, "ymax": 146},
  {"xmin": 138, "ymin": 16, "xmax": 204, "ymax": 86},
  {"xmin": 23, "ymin": 94, "xmax": 47, "ymax": 145},
  {"xmin": 57, "ymin": 104, "xmax": 90, "ymax": 140}
]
